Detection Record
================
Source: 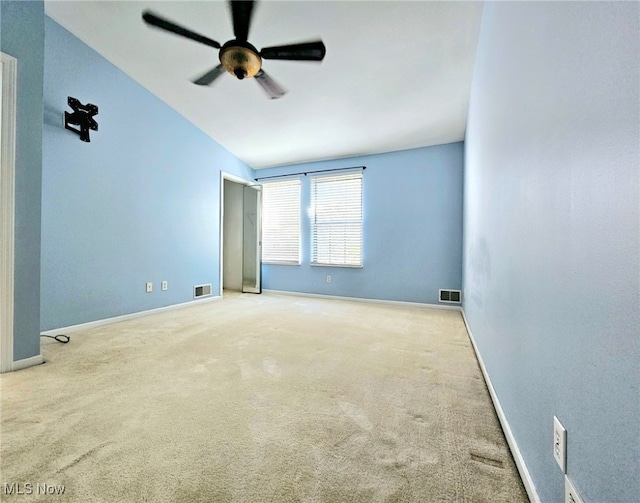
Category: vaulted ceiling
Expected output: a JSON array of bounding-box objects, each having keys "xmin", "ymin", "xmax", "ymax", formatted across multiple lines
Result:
[{"xmin": 45, "ymin": 1, "xmax": 484, "ymax": 168}]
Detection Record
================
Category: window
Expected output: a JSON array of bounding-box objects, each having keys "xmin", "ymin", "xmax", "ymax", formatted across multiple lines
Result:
[
  {"xmin": 310, "ymin": 172, "xmax": 363, "ymax": 267},
  {"xmin": 261, "ymin": 179, "xmax": 301, "ymax": 264}
]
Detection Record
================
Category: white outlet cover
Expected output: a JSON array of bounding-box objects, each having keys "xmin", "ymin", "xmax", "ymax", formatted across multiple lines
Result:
[
  {"xmin": 146, "ymin": 282, "xmax": 153, "ymax": 293},
  {"xmin": 161, "ymin": 281, "xmax": 168, "ymax": 291},
  {"xmin": 554, "ymin": 415, "xmax": 567, "ymax": 472},
  {"xmin": 565, "ymin": 476, "xmax": 584, "ymax": 503}
]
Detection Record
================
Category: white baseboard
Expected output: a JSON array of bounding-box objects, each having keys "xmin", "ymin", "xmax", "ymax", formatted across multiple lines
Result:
[
  {"xmin": 460, "ymin": 308, "xmax": 540, "ymax": 503},
  {"xmin": 11, "ymin": 354, "xmax": 44, "ymax": 372},
  {"xmin": 41, "ymin": 296, "xmax": 221, "ymax": 335},
  {"xmin": 263, "ymin": 289, "xmax": 462, "ymax": 311}
]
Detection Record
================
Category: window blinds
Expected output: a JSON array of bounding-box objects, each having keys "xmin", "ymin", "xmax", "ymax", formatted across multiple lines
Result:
[
  {"xmin": 261, "ymin": 179, "xmax": 301, "ymax": 264},
  {"xmin": 311, "ymin": 172, "xmax": 363, "ymax": 267}
]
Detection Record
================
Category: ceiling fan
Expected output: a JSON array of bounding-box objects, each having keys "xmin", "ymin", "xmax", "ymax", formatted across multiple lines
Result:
[{"xmin": 142, "ymin": 0, "xmax": 326, "ymax": 99}]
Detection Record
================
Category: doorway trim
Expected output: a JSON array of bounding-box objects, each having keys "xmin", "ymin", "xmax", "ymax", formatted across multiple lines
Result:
[
  {"xmin": 219, "ymin": 171, "xmax": 256, "ymax": 298},
  {"xmin": 1, "ymin": 52, "xmax": 17, "ymax": 373}
]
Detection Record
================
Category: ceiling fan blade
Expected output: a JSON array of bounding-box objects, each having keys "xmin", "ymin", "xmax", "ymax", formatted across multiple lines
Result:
[
  {"xmin": 254, "ymin": 70, "xmax": 286, "ymax": 99},
  {"xmin": 260, "ymin": 40, "xmax": 326, "ymax": 61},
  {"xmin": 142, "ymin": 11, "xmax": 221, "ymax": 49},
  {"xmin": 230, "ymin": 0, "xmax": 255, "ymax": 41},
  {"xmin": 192, "ymin": 64, "xmax": 226, "ymax": 86}
]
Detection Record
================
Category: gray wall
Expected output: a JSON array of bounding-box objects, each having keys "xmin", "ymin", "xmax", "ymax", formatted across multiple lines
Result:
[
  {"xmin": 463, "ymin": 2, "xmax": 639, "ymax": 502},
  {"xmin": 1, "ymin": 1, "xmax": 44, "ymax": 361}
]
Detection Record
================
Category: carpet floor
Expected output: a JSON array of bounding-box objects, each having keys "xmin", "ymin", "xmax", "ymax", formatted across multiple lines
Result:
[{"xmin": 1, "ymin": 292, "xmax": 528, "ymax": 502}]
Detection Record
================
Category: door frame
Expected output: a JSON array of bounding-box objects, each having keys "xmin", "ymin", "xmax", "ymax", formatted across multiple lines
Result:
[
  {"xmin": 219, "ymin": 171, "xmax": 257, "ymax": 297},
  {"xmin": 1, "ymin": 52, "xmax": 17, "ymax": 373}
]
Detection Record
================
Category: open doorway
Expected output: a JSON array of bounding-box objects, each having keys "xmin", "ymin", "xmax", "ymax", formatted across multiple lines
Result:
[{"xmin": 220, "ymin": 173, "xmax": 262, "ymax": 296}]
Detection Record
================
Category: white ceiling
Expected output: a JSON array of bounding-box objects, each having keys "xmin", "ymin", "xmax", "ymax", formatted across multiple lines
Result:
[{"xmin": 45, "ymin": 0, "xmax": 484, "ymax": 169}]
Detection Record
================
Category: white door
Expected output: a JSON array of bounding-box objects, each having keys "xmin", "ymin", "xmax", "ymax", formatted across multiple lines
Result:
[{"xmin": 242, "ymin": 185, "xmax": 262, "ymax": 293}]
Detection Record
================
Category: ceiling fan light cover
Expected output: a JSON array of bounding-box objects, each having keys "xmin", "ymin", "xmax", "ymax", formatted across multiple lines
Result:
[{"xmin": 220, "ymin": 45, "xmax": 262, "ymax": 79}]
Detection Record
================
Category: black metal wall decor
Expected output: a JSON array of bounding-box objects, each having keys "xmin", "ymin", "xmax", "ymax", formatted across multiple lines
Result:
[{"xmin": 64, "ymin": 97, "xmax": 99, "ymax": 142}]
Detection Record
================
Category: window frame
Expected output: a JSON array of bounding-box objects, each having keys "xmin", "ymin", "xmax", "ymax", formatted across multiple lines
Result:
[
  {"xmin": 310, "ymin": 171, "xmax": 363, "ymax": 268},
  {"xmin": 260, "ymin": 177, "xmax": 302, "ymax": 266}
]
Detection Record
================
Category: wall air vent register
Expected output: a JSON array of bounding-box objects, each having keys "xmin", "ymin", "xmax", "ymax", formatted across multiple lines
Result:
[
  {"xmin": 194, "ymin": 284, "xmax": 212, "ymax": 298},
  {"xmin": 439, "ymin": 289, "xmax": 461, "ymax": 303}
]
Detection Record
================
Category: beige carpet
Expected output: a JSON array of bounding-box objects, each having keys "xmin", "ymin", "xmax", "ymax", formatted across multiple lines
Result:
[{"xmin": 1, "ymin": 292, "xmax": 528, "ymax": 502}]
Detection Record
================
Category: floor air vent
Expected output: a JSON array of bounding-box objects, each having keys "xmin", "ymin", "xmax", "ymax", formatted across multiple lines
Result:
[
  {"xmin": 439, "ymin": 289, "xmax": 461, "ymax": 303},
  {"xmin": 194, "ymin": 284, "xmax": 212, "ymax": 299}
]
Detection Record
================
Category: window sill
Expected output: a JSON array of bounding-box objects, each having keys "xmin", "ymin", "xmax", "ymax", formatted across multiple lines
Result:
[{"xmin": 311, "ymin": 263, "xmax": 363, "ymax": 269}]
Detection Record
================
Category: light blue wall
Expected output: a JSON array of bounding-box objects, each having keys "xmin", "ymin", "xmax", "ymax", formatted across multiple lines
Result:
[
  {"xmin": 259, "ymin": 143, "xmax": 463, "ymax": 304},
  {"xmin": 1, "ymin": 0, "xmax": 44, "ymax": 360},
  {"xmin": 41, "ymin": 18, "xmax": 253, "ymax": 331},
  {"xmin": 463, "ymin": 2, "xmax": 639, "ymax": 502}
]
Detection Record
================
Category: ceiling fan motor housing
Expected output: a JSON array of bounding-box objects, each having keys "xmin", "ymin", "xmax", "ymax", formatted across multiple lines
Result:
[{"xmin": 220, "ymin": 40, "xmax": 262, "ymax": 79}]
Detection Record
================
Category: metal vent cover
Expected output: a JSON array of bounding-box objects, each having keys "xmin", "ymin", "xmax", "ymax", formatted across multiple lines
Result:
[
  {"xmin": 439, "ymin": 289, "xmax": 461, "ymax": 303},
  {"xmin": 194, "ymin": 283, "xmax": 212, "ymax": 298}
]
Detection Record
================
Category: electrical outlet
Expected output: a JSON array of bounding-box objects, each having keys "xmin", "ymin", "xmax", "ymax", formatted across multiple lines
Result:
[
  {"xmin": 161, "ymin": 281, "xmax": 168, "ymax": 291},
  {"xmin": 326, "ymin": 275, "xmax": 332, "ymax": 283},
  {"xmin": 554, "ymin": 415, "xmax": 567, "ymax": 472},
  {"xmin": 565, "ymin": 476, "xmax": 584, "ymax": 503},
  {"xmin": 146, "ymin": 282, "xmax": 153, "ymax": 293}
]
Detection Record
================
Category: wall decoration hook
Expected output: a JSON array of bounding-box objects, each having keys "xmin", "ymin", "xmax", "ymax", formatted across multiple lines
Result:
[{"xmin": 64, "ymin": 97, "xmax": 98, "ymax": 142}]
